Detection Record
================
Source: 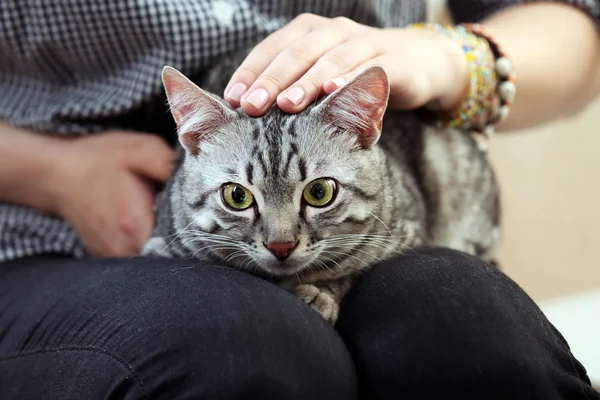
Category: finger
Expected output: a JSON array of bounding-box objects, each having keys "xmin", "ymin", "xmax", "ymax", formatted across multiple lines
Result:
[
  {"xmin": 125, "ymin": 180, "xmax": 157, "ymax": 253},
  {"xmin": 125, "ymin": 135, "xmax": 176, "ymax": 182},
  {"xmin": 322, "ymin": 61, "xmax": 382, "ymax": 95},
  {"xmin": 322, "ymin": 55, "xmax": 433, "ymax": 110},
  {"xmin": 113, "ymin": 177, "xmax": 157, "ymax": 256},
  {"xmin": 76, "ymin": 207, "xmax": 139, "ymax": 258},
  {"xmin": 223, "ymin": 13, "xmax": 327, "ymax": 107},
  {"xmin": 276, "ymin": 35, "xmax": 381, "ymax": 113},
  {"xmin": 239, "ymin": 17, "xmax": 365, "ymax": 117}
]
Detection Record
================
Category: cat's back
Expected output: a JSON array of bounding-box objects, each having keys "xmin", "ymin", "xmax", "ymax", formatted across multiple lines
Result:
[{"xmin": 379, "ymin": 109, "xmax": 501, "ymax": 260}]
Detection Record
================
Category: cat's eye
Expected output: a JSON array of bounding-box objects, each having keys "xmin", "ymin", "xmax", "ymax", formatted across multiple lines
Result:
[
  {"xmin": 303, "ymin": 178, "xmax": 338, "ymax": 208},
  {"xmin": 222, "ymin": 183, "xmax": 254, "ymax": 210}
]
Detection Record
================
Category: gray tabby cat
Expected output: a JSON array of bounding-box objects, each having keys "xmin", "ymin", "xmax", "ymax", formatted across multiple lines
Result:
[{"xmin": 142, "ymin": 57, "xmax": 501, "ymax": 324}]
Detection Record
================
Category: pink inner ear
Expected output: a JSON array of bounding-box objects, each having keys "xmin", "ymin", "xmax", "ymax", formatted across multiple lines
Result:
[
  {"xmin": 321, "ymin": 66, "xmax": 390, "ymax": 148},
  {"xmin": 162, "ymin": 66, "xmax": 233, "ymax": 155}
]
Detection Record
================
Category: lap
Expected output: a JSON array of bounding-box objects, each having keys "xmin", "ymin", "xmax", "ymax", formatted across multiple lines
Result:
[
  {"xmin": 1, "ymin": 248, "xmax": 597, "ymax": 400},
  {"xmin": 0, "ymin": 255, "xmax": 357, "ymax": 400},
  {"xmin": 338, "ymin": 246, "xmax": 599, "ymax": 399}
]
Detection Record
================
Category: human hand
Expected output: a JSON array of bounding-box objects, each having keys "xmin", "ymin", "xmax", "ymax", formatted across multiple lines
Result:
[
  {"xmin": 54, "ymin": 131, "xmax": 175, "ymax": 258},
  {"xmin": 223, "ymin": 13, "xmax": 469, "ymax": 117}
]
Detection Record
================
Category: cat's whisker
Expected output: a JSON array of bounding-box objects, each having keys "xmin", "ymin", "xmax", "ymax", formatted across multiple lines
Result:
[
  {"xmin": 324, "ymin": 244, "xmax": 383, "ymax": 262},
  {"xmin": 294, "ymin": 271, "xmax": 303, "ymax": 285},
  {"xmin": 240, "ymin": 256, "xmax": 256, "ymax": 271},
  {"xmin": 322, "ymin": 233, "xmax": 413, "ymax": 241},
  {"xmin": 169, "ymin": 265, "xmax": 197, "ymax": 272},
  {"xmin": 367, "ymin": 212, "xmax": 393, "ymax": 237},
  {"xmin": 321, "ymin": 236, "xmax": 400, "ymax": 246},
  {"xmin": 181, "ymin": 236, "xmax": 241, "ymax": 247},
  {"xmin": 163, "ymin": 220, "xmax": 196, "ymax": 252},
  {"xmin": 322, "ymin": 238, "xmax": 401, "ymax": 253},
  {"xmin": 182, "ymin": 230, "xmax": 241, "ymax": 242},
  {"xmin": 322, "ymin": 250, "xmax": 370, "ymax": 268},
  {"xmin": 192, "ymin": 244, "xmax": 244, "ymax": 258},
  {"xmin": 179, "ymin": 232, "xmax": 241, "ymax": 245},
  {"xmin": 310, "ymin": 258, "xmax": 330, "ymax": 273},
  {"xmin": 319, "ymin": 255, "xmax": 343, "ymax": 272},
  {"xmin": 224, "ymin": 251, "xmax": 248, "ymax": 265},
  {"xmin": 320, "ymin": 236, "xmax": 401, "ymax": 250}
]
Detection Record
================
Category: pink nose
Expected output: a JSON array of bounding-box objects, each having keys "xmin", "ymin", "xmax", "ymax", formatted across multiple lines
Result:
[{"xmin": 265, "ymin": 242, "xmax": 297, "ymax": 260}]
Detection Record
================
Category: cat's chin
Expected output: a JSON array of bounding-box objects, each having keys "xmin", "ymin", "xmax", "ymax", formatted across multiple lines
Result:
[{"xmin": 257, "ymin": 258, "xmax": 312, "ymax": 278}]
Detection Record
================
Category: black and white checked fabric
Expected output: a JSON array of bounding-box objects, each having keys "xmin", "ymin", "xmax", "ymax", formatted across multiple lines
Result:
[{"xmin": 0, "ymin": 0, "xmax": 598, "ymax": 262}]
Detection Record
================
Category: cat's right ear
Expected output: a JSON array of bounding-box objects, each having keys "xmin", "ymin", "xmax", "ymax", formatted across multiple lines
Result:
[
  {"xmin": 162, "ymin": 66, "xmax": 236, "ymax": 155},
  {"xmin": 315, "ymin": 66, "xmax": 390, "ymax": 149}
]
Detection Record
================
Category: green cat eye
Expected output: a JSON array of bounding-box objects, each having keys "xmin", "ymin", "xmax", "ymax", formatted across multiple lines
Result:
[
  {"xmin": 303, "ymin": 178, "xmax": 338, "ymax": 208},
  {"xmin": 222, "ymin": 183, "xmax": 254, "ymax": 210}
]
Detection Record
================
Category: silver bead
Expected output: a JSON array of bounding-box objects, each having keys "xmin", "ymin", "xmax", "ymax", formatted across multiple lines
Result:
[
  {"xmin": 476, "ymin": 137, "xmax": 489, "ymax": 152},
  {"xmin": 498, "ymin": 105, "xmax": 510, "ymax": 121},
  {"xmin": 499, "ymin": 81, "xmax": 516, "ymax": 103},
  {"xmin": 496, "ymin": 57, "xmax": 513, "ymax": 78},
  {"xmin": 483, "ymin": 125, "xmax": 495, "ymax": 139}
]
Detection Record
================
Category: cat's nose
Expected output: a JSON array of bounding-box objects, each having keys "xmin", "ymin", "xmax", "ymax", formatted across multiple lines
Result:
[{"xmin": 265, "ymin": 241, "xmax": 297, "ymax": 260}]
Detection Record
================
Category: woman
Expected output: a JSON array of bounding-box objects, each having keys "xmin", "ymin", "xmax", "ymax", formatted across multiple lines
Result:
[{"xmin": 0, "ymin": 1, "xmax": 599, "ymax": 398}]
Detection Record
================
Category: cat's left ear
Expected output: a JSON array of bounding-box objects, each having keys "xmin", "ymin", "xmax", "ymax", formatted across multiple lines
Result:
[
  {"xmin": 316, "ymin": 66, "xmax": 390, "ymax": 149},
  {"xmin": 162, "ymin": 66, "xmax": 237, "ymax": 155}
]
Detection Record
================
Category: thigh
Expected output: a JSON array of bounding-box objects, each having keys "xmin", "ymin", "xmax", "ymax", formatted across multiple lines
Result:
[
  {"xmin": 0, "ymin": 256, "xmax": 357, "ymax": 400},
  {"xmin": 337, "ymin": 247, "xmax": 600, "ymax": 400}
]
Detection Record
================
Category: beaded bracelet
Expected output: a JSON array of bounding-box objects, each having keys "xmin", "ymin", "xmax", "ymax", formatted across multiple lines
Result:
[{"xmin": 408, "ymin": 22, "xmax": 516, "ymax": 151}]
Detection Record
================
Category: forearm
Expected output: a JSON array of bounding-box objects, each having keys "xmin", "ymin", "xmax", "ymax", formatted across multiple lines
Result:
[
  {"xmin": 0, "ymin": 122, "xmax": 65, "ymax": 213},
  {"xmin": 480, "ymin": 2, "xmax": 600, "ymax": 131}
]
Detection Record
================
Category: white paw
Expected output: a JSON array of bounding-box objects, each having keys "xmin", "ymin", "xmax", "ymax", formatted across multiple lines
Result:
[
  {"xmin": 291, "ymin": 284, "xmax": 339, "ymax": 324},
  {"xmin": 141, "ymin": 237, "xmax": 168, "ymax": 256}
]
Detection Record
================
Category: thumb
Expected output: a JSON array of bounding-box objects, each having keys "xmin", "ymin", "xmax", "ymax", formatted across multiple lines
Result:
[{"xmin": 126, "ymin": 135, "xmax": 176, "ymax": 182}]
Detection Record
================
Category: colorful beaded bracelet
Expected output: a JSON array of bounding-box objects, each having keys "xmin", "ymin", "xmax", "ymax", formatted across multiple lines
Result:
[{"xmin": 408, "ymin": 22, "xmax": 516, "ymax": 151}]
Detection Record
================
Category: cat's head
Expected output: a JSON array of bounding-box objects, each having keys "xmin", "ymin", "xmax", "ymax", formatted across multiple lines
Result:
[{"xmin": 162, "ymin": 65, "xmax": 391, "ymax": 277}]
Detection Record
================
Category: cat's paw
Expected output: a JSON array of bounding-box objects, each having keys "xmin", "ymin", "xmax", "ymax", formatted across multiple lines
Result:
[
  {"xmin": 141, "ymin": 237, "xmax": 169, "ymax": 256},
  {"xmin": 291, "ymin": 284, "xmax": 339, "ymax": 324}
]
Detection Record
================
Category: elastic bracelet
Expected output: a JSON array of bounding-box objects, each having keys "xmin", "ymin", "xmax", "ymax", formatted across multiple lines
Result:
[{"xmin": 408, "ymin": 22, "xmax": 516, "ymax": 151}]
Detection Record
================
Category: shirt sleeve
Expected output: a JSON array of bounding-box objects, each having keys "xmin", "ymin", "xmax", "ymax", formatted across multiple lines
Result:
[{"xmin": 447, "ymin": 0, "xmax": 600, "ymax": 25}]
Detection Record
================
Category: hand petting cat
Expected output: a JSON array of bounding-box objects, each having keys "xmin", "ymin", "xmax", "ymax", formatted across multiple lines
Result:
[{"xmin": 224, "ymin": 13, "xmax": 470, "ymax": 117}]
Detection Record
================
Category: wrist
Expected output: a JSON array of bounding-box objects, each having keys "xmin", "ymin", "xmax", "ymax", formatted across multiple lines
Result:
[
  {"xmin": 41, "ymin": 137, "xmax": 75, "ymax": 216},
  {"xmin": 408, "ymin": 22, "xmax": 516, "ymax": 146},
  {"xmin": 421, "ymin": 29, "xmax": 470, "ymax": 113}
]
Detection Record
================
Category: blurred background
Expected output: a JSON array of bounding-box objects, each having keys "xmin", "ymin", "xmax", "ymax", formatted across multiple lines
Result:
[{"xmin": 428, "ymin": 0, "xmax": 600, "ymax": 386}]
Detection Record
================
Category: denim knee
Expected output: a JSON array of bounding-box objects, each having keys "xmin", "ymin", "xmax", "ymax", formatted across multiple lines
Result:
[{"xmin": 0, "ymin": 256, "xmax": 358, "ymax": 400}]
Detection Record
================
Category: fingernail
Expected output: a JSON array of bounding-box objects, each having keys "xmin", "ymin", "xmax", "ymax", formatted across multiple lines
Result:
[
  {"xmin": 329, "ymin": 77, "xmax": 346, "ymax": 89},
  {"xmin": 245, "ymin": 88, "xmax": 269, "ymax": 110},
  {"xmin": 226, "ymin": 82, "xmax": 247, "ymax": 102},
  {"xmin": 282, "ymin": 87, "xmax": 305, "ymax": 106}
]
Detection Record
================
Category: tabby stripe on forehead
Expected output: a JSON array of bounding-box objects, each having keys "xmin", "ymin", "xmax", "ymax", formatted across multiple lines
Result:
[
  {"xmin": 245, "ymin": 163, "xmax": 254, "ymax": 185},
  {"xmin": 282, "ymin": 142, "xmax": 299, "ymax": 177},
  {"xmin": 285, "ymin": 114, "xmax": 299, "ymax": 137},
  {"xmin": 257, "ymin": 151, "xmax": 268, "ymax": 177},
  {"xmin": 264, "ymin": 122, "xmax": 282, "ymax": 173},
  {"xmin": 251, "ymin": 125, "xmax": 260, "ymax": 140},
  {"xmin": 298, "ymin": 157, "xmax": 307, "ymax": 181}
]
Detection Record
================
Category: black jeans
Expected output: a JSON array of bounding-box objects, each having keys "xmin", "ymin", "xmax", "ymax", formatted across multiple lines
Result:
[{"xmin": 0, "ymin": 247, "xmax": 597, "ymax": 400}]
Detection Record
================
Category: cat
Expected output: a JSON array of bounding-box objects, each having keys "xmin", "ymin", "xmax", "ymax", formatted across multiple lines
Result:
[{"xmin": 142, "ymin": 56, "xmax": 501, "ymax": 324}]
